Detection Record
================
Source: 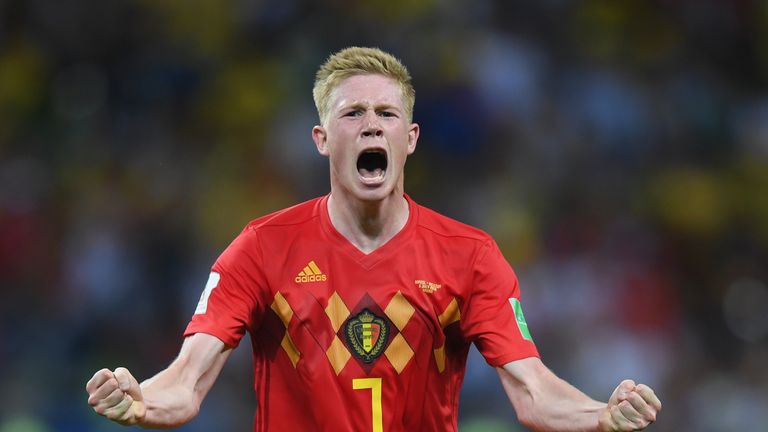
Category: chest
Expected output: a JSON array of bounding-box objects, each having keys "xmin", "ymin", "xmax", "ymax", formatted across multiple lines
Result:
[{"xmin": 259, "ymin": 240, "xmax": 469, "ymax": 373}]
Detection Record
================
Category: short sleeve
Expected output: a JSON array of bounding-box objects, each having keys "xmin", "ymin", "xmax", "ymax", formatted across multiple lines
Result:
[
  {"xmin": 460, "ymin": 240, "xmax": 539, "ymax": 366},
  {"xmin": 184, "ymin": 227, "xmax": 269, "ymax": 348}
]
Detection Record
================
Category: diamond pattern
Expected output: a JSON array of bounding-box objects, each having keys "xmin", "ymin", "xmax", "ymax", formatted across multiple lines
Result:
[
  {"xmin": 434, "ymin": 297, "xmax": 461, "ymax": 373},
  {"xmin": 325, "ymin": 291, "xmax": 350, "ymax": 332},
  {"xmin": 384, "ymin": 291, "xmax": 415, "ymax": 331},
  {"xmin": 281, "ymin": 333, "xmax": 300, "ymax": 367},
  {"xmin": 438, "ymin": 298, "xmax": 460, "ymax": 328},
  {"xmin": 326, "ymin": 335, "xmax": 351, "ymax": 375},
  {"xmin": 433, "ymin": 346, "xmax": 446, "ymax": 373},
  {"xmin": 271, "ymin": 291, "xmax": 294, "ymax": 326},
  {"xmin": 321, "ymin": 290, "xmax": 422, "ymax": 375},
  {"xmin": 270, "ymin": 291, "xmax": 300, "ymax": 368},
  {"xmin": 384, "ymin": 333, "xmax": 414, "ymax": 374}
]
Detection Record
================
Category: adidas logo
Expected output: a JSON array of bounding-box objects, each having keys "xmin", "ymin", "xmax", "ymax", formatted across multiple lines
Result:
[{"xmin": 295, "ymin": 260, "xmax": 328, "ymax": 283}]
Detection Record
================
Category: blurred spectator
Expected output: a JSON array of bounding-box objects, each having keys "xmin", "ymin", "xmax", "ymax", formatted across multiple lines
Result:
[{"xmin": 1, "ymin": 1, "xmax": 766, "ymax": 430}]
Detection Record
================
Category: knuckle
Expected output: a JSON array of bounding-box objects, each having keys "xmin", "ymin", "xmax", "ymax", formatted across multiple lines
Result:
[
  {"xmin": 104, "ymin": 404, "xmax": 123, "ymax": 420},
  {"xmin": 109, "ymin": 388, "xmax": 124, "ymax": 401}
]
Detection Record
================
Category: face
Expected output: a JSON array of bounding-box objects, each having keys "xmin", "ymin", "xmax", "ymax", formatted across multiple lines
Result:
[{"xmin": 312, "ymin": 74, "xmax": 419, "ymax": 203}]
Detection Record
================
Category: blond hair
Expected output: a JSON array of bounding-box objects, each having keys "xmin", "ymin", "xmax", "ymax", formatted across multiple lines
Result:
[{"xmin": 313, "ymin": 46, "xmax": 415, "ymax": 125}]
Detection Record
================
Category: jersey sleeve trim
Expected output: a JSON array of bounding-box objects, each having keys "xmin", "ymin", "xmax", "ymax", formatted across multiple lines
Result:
[
  {"xmin": 484, "ymin": 351, "xmax": 540, "ymax": 368},
  {"xmin": 183, "ymin": 324, "xmax": 240, "ymax": 349}
]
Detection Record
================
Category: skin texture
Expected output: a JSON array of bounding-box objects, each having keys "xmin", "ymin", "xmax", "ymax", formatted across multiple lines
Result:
[
  {"xmin": 85, "ymin": 333, "xmax": 229, "ymax": 427},
  {"xmin": 85, "ymin": 73, "xmax": 662, "ymax": 431},
  {"xmin": 312, "ymin": 73, "xmax": 419, "ymax": 253},
  {"xmin": 499, "ymin": 357, "xmax": 662, "ymax": 431}
]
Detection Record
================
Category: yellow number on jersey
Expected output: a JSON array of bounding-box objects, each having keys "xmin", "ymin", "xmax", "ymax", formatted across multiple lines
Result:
[{"xmin": 352, "ymin": 377, "xmax": 382, "ymax": 432}]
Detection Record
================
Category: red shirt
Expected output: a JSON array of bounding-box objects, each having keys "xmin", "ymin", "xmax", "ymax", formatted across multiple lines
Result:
[{"xmin": 185, "ymin": 194, "xmax": 538, "ymax": 431}]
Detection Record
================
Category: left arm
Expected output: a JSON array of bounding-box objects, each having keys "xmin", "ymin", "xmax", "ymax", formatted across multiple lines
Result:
[{"xmin": 497, "ymin": 357, "xmax": 661, "ymax": 432}]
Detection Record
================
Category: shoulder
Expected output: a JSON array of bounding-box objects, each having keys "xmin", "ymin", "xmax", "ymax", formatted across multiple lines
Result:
[
  {"xmin": 221, "ymin": 196, "xmax": 324, "ymax": 258},
  {"xmin": 243, "ymin": 196, "xmax": 323, "ymax": 233}
]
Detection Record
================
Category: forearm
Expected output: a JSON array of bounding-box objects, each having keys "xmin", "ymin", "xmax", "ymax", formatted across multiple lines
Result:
[
  {"xmin": 136, "ymin": 334, "xmax": 230, "ymax": 428},
  {"xmin": 503, "ymin": 372, "xmax": 605, "ymax": 432},
  {"xmin": 137, "ymin": 368, "xmax": 201, "ymax": 429},
  {"xmin": 498, "ymin": 360, "xmax": 606, "ymax": 432}
]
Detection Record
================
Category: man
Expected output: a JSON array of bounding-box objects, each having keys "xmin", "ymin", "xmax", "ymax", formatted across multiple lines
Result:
[{"xmin": 86, "ymin": 47, "xmax": 661, "ymax": 431}]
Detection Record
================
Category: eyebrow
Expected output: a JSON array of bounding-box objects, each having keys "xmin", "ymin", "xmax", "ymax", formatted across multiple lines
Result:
[{"xmin": 341, "ymin": 102, "xmax": 402, "ymax": 112}]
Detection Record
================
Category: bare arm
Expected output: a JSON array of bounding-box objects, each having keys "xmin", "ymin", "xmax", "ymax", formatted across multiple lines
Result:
[
  {"xmin": 86, "ymin": 333, "xmax": 232, "ymax": 428},
  {"xmin": 498, "ymin": 357, "xmax": 661, "ymax": 432}
]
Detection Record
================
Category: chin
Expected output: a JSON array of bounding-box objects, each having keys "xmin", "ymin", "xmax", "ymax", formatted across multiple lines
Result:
[{"xmin": 351, "ymin": 183, "xmax": 397, "ymax": 203}]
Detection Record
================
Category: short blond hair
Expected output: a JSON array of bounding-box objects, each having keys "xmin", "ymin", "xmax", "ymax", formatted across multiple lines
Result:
[{"xmin": 313, "ymin": 46, "xmax": 415, "ymax": 125}]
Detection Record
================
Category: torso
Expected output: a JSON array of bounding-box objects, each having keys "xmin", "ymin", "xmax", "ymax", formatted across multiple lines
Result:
[{"xmin": 185, "ymin": 195, "xmax": 538, "ymax": 431}]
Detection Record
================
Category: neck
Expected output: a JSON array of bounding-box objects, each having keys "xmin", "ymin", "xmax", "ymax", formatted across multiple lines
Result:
[{"xmin": 327, "ymin": 189, "xmax": 409, "ymax": 254}]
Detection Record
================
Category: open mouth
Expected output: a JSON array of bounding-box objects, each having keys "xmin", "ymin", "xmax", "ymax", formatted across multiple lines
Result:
[{"xmin": 356, "ymin": 149, "xmax": 388, "ymax": 182}]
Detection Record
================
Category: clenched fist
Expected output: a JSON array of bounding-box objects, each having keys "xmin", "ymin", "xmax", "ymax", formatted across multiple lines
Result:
[
  {"xmin": 598, "ymin": 380, "xmax": 662, "ymax": 431},
  {"xmin": 86, "ymin": 367, "xmax": 146, "ymax": 425}
]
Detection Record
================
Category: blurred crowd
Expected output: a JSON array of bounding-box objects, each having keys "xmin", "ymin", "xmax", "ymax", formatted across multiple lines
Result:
[{"xmin": 1, "ymin": 1, "xmax": 768, "ymax": 431}]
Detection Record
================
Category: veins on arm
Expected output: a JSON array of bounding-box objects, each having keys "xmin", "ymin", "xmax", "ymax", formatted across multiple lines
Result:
[
  {"xmin": 138, "ymin": 333, "xmax": 232, "ymax": 428},
  {"xmin": 497, "ymin": 357, "xmax": 605, "ymax": 432}
]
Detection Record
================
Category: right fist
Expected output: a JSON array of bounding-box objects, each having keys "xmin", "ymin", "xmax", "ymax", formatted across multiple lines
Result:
[{"xmin": 86, "ymin": 367, "xmax": 146, "ymax": 425}]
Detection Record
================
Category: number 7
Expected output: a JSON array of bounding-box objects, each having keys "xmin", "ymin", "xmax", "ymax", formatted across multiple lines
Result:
[{"xmin": 352, "ymin": 377, "xmax": 382, "ymax": 432}]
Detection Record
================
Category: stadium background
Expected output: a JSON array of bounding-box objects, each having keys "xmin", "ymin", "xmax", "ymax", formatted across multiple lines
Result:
[{"xmin": 2, "ymin": 1, "xmax": 768, "ymax": 431}]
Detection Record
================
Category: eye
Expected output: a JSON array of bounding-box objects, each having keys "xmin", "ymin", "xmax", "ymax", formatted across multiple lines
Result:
[
  {"xmin": 378, "ymin": 111, "xmax": 396, "ymax": 118},
  {"xmin": 344, "ymin": 110, "xmax": 362, "ymax": 117}
]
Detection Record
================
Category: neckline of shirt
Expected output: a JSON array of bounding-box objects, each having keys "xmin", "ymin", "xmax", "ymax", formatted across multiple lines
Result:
[{"xmin": 317, "ymin": 193, "xmax": 419, "ymax": 269}]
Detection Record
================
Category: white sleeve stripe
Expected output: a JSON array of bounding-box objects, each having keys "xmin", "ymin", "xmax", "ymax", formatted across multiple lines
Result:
[{"xmin": 195, "ymin": 272, "xmax": 220, "ymax": 315}]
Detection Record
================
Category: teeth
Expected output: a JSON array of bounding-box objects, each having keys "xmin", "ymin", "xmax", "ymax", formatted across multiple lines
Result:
[
  {"xmin": 359, "ymin": 168, "xmax": 384, "ymax": 178},
  {"xmin": 357, "ymin": 149, "xmax": 387, "ymax": 182}
]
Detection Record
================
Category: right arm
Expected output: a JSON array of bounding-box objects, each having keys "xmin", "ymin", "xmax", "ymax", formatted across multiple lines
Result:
[{"xmin": 86, "ymin": 333, "xmax": 231, "ymax": 428}]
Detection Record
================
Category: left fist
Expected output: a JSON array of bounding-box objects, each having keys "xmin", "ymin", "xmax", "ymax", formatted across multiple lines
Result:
[{"xmin": 598, "ymin": 380, "xmax": 662, "ymax": 431}]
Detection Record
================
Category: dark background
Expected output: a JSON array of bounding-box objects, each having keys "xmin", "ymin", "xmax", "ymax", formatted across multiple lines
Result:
[{"xmin": 1, "ymin": 1, "xmax": 767, "ymax": 431}]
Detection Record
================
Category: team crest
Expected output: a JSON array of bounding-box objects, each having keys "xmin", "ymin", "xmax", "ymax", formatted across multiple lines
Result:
[{"xmin": 344, "ymin": 309, "xmax": 390, "ymax": 363}]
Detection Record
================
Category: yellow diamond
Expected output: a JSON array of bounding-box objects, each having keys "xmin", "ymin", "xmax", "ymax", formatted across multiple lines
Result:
[
  {"xmin": 280, "ymin": 332, "xmax": 300, "ymax": 367},
  {"xmin": 384, "ymin": 333, "xmax": 414, "ymax": 374},
  {"xmin": 433, "ymin": 345, "xmax": 446, "ymax": 373},
  {"xmin": 325, "ymin": 292, "xmax": 350, "ymax": 332},
  {"xmin": 326, "ymin": 336, "xmax": 351, "ymax": 375},
  {"xmin": 271, "ymin": 291, "xmax": 293, "ymax": 327},
  {"xmin": 438, "ymin": 298, "xmax": 460, "ymax": 328},
  {"xmin": 384, "ymin": 291, "xmax": 415, "ymax": 331}
]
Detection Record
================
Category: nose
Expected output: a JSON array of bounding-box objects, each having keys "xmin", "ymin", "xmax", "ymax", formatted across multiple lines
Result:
[{"xmin": 361, "ymin": 111, "xmax": 383, "ymax": 138}]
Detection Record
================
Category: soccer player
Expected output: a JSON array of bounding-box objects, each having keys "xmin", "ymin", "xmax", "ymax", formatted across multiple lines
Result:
[{"xmin": 86, "ymin": 47, "xmax": 661, "ymax": 431}]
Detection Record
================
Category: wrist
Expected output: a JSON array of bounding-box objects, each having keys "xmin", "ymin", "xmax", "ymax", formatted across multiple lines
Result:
[{"xmin": 595, "ymin": 405, "xmax": 616, "ymax": 432}]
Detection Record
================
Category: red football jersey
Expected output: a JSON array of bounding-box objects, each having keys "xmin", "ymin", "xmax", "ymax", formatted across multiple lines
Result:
[{"xmin": 185, "ymin": 194, "xmax": 538, "ymax": 431}]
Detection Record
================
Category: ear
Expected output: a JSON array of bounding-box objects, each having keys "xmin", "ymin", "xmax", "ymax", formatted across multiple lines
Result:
[
  {"xmin": 407, "ymin": 123, "xmax": 419, "ymax": 155},
  {"xmin": 312, "ymin": 125, "xmax": 329, "ymax": 156}
]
